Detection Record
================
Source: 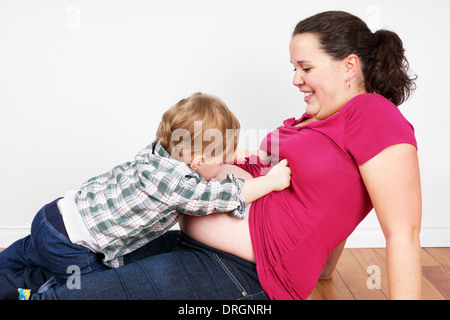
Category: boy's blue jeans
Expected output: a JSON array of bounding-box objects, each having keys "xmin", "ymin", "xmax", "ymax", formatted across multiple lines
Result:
[{"xmin": 0, "ymin": 198, "xmax": 107, "ymax": 297}]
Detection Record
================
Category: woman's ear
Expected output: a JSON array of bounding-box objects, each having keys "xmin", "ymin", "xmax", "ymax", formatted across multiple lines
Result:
[{"xmin": 345, "ymin": 53, "xmax": 360, "ymax": 82}]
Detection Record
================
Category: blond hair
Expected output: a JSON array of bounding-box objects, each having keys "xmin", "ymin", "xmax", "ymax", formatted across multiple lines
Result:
[{"xmin": 156, "ymin": 93, "xmax": 240, "ymax": 162}]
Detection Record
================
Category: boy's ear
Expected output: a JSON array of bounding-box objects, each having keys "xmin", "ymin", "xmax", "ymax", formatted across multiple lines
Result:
[{"xmin": 189, "ymin": 154, "xmax": 204, "ymax": 171}]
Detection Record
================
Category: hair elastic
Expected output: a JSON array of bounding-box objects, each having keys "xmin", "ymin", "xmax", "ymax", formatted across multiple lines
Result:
[{"xmin": 372, "ymin": 32, "xmax": 378, "ymax": 46}]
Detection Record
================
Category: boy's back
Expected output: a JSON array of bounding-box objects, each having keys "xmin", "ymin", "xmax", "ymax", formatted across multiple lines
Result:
[{"xmin": 64, "ymin": 140, "xmax": 246, "ymax": 268}]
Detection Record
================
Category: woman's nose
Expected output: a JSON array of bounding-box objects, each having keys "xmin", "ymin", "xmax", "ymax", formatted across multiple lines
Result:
[{"xmin": 293, "ymin": 70, "xmax": 305, "ymax": 87}]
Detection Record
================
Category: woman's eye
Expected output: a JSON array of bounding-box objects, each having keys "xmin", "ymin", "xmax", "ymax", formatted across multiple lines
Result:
[{"xmin": 293, "ymin": 67, "xmax": 312, "ymax": 72}]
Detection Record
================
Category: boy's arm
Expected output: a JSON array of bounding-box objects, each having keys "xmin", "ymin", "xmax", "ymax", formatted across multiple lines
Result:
[
  {"xmin": 172, "ymin": 173, "xmax": 247, "ymax": 218},
  {"xmin": 173, "ymin": 159, "xmax": 291, "ymax": 219},
  {"xmin": 240, "ymin": 159, "xmax": 291, "ymax": 204}
]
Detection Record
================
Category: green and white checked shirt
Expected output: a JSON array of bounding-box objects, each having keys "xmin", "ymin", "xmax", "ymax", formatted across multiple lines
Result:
[{"xmin": 74, "ymin": 141, "xmax": 246, "ymax": 268}]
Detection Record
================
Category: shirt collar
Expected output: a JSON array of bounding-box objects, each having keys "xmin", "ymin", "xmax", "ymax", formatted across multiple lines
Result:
[
  {"xmin": 152, "ymin": 140, "xmax": 200, "ymax": 179},
  {"xmin": 283, "ymin": 113, "xmax": 313, "ymax": 127},
  {"xmin": 152, "ymin": 140, "xmax": 172, "ymax": 158}
]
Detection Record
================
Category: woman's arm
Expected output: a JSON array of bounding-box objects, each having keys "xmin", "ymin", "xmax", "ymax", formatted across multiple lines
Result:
[{"xmin": 359, "ymin": 143, "xmax": 422, "ymax": 299}]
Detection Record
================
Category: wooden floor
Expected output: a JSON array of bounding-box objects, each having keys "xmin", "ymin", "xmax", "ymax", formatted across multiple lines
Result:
[
  {"xmin": 307, "ymin": 247, "xmax": 450, "ymax": 300},
  {"xmin": 1, "ymin": 247, "xmax": 449, "ymax": 300}
]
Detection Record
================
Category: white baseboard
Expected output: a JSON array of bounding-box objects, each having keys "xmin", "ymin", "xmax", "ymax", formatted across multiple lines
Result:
[
  {"xmin": 0, "ymin": 227, "xmax": 31, "ymax": 248},
  {"xmin": 346, "ymin": 227, "xmax": 450, "ymax": 248},
  {"xmin": 1, "ymin": 226, "xmax": 449, "ymax": 248}
]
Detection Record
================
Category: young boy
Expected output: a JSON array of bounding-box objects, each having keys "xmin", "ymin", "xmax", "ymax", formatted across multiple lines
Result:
[{"xmin": 0, "ymin": 92, "xmax": 291, "ymax": 297}]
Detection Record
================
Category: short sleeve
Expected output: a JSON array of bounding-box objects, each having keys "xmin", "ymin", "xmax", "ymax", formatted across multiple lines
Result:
[
  {"xmin": 343, "ymin": 94, "xmax": 417, "ymax": 166},
  {"xmin": 234, "ymin": 154, "xmax": 272, "ymax": 178},
  {"xmin": 171, "ymin": 172, "xmax": 247, "ymax": 219}
]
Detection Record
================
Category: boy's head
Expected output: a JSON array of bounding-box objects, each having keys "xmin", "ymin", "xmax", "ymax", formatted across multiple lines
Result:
[{"xmin": 156, "ymin": 92, "xmax": 240, "ymax": 180}]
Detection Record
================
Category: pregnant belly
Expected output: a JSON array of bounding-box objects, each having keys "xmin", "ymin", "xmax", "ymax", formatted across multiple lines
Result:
[
  {"xmin": 180, "ymin": 164, "xmax": 256, "ymax": 262},
  {"xmin": 179, "ymin": 205, "xmax": 255, "ymax": 263}
]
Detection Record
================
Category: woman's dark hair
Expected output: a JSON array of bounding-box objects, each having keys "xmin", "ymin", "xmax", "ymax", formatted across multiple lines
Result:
[{"xmin": 293, "ymin": 11, "xmax": 416, "ymax": 106}]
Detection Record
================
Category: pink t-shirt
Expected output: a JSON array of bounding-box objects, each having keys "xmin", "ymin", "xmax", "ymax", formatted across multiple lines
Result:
[{"xmin": 237, "ymin": 93, "xmax": 417, "ymax": 299}]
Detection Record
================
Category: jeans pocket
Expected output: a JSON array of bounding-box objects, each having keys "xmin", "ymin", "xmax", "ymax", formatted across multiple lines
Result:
[
  {"xmin": 213, "ymin": 253, "xmax": 248, "ymax": 298},
  {"xmin": 32, "ymin": 207, "xmax": 106, "ymax": 284}
]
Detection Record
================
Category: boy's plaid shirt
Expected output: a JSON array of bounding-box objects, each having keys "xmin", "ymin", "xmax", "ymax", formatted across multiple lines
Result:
[{"xmin": 75, "ymin": 141, "xmax": 246, "ymax": 268}]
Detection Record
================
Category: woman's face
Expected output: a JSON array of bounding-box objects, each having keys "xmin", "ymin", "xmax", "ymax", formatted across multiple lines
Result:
[{"xmin": 289, "ymin": 33, "xmax": 355, "ymax": 120}]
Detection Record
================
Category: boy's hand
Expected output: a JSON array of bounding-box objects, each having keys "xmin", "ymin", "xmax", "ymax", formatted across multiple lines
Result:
[
  {"xmin": 240, "ymin": 159, "xmax": 291, "ymax": 204},
  {"xmin": 266, "ymin": 159, "xmax": 291, "ymax": 191}
]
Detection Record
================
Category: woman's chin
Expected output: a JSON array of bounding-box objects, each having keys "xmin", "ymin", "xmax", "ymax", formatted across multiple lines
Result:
[{"xmin": 305, "ymin": 103, "xmax": 319, "ymax": 117}]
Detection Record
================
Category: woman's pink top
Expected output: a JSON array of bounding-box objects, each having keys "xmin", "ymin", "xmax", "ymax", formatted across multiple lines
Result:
[{"xmin": 237, "ymin": 93, "xmax": 417, "ymax": 299}]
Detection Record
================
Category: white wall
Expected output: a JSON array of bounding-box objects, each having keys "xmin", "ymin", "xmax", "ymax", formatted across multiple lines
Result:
[{"xmin": 0, "ymin": 0, "xmax": 449, "ymax": 247}]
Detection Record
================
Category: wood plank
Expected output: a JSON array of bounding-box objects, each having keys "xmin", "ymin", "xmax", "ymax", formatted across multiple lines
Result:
[
  {"xmin": 307, "ymin": 286, "xmax": 323, "ymax": 300},
  {"xmin": 350, "ymin": 248, "xmax": 389, "ymax": 299},
  {"xmin": 421, "ymin": 248, "xmax": 443, "ymax": 266},
  {"xmin": 335, "ymin": 249, "xmax": 386, "ymax": 300},
  {"xmin": 373, "ymin": 247, "xmax": 386, "ymax": 261},
  {"xmin": 374, "ymin": 247, "xmax": 447, "ymax": 300},
  {"xmin": 422, "ymin": 266, "xmax": 450, "ymax": 300},
  {"xmin": 421, "ymin": 272, "xmax": 446, "ymax": 300},
  {"xmin": 308, "ymin": 265, "xmax": 355, "ymax": 300},
  {"xmin": 315, "ymin": 271, "xmax": 355, "ymax": 300},
  {"xmin": 424, "ymin": 248, "xmax": 450, "ymax": 267}
]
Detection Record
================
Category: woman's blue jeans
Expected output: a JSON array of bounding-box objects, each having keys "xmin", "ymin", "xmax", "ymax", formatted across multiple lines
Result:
[{"xmin": 32, "ymin": 231, "xmax": 268, "ymax": 300}]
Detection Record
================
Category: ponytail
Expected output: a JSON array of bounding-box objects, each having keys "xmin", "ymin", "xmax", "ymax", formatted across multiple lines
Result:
[
  {"xmin": 293, "ymin": 11, "xmax": 417, "ymax": 106},
  {"xmin": 368, "ymin": 30, "xmax": 417, "ymax": 106}
]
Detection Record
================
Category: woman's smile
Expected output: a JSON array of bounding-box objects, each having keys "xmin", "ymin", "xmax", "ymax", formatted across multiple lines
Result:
[{"xmin": 302, "ymin": 91, "xmax": 315, "ymax": 102}]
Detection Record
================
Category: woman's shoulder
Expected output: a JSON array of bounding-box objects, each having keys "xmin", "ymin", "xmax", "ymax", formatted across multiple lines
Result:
[
  {"xmin": 340, "ymin": 93, "xmax": 397, "ymax": 120},
  {"xmin": 341, "ymin": 93, "xmax": 416, "ymax": 165},
  {"xmin": 340, "ymin": 92, "xmax": 412, "ymax": 132}
]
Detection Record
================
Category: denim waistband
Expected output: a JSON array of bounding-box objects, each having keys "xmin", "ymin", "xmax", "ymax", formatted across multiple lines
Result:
[
  {"xmin": 45, "ymin": 197, "xmax": 68, "ymax": 238},
  {"xmin": 178, "ymin": 231, "xmax": 256, "ymax": 269}
]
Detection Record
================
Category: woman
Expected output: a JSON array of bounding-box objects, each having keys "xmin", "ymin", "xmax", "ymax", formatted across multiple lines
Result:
[{"xmin": 31, "ymin": 11, "xmax": 421, "ymax": 300}]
